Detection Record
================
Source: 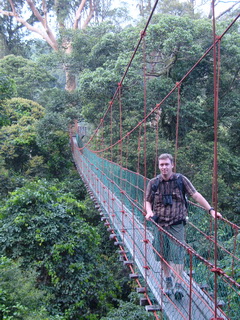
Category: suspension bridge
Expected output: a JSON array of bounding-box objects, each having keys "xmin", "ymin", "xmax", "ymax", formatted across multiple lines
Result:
[{"xmin": 70, "ymin": 2, "xmax": 239, "ymax": 319}]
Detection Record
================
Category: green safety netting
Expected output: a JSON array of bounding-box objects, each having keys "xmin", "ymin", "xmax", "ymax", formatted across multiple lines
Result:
[{"xmin": 75, "ymin": 134, "xmax": 239, "ymax": 320}]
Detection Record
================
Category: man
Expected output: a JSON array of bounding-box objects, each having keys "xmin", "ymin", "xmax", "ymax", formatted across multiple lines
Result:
[{"xmin": 145, "ymin": 153, "xmax": 222, "ymax": 299}]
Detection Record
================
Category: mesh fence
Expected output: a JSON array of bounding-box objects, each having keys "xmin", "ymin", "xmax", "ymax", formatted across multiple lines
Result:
[{"xmin": 73, "ymin": 134, "xmax": 239, "ymax": 320}]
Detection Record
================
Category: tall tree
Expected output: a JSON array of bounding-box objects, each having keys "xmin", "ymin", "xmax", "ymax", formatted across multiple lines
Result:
[{"xmin": 0, "ymin": 0, "xmax": 113, "ymax": 92}]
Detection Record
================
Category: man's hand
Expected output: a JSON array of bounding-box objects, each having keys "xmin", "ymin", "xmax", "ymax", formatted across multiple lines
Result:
[
  {"xmin": 145, "ymin": 201, "xmax": 154, "ymax": 220},
  {"xmin": 145, "ymin": 210, "xmax": 154, "ymax": 220},
  {"xmin": 210, "ymin": 209, "xmax": 222, "ymax": 219}
]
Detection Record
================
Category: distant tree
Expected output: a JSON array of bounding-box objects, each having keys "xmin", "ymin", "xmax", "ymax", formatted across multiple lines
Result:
[
  {"xmin": 0, "ymin": 0, "xmax": 27, "ymax": 57},
  {"xmin": 1, "ymin": 96, "xmax": 45, "ymax": 123},
  {"xmin": 0, "ymin": 98, "xmax": 44, "ymax": 171},
  {"xmin": 0, "ymin": 95, "xmax": 75, "ymax": 178},
  {"xmin": 0, "ymin": 71, "xmax": 16, "ymax": 102},
  {"xmin": 0, "ymin": 0, "xmax": 130, "ymax": 92},
  {"xmin": 0, "ymin": 55, "xmax": 57, "ymax": 101},
  {"xmin": 36, "ymin": 112, "xmax": 72, "ymax": 177},
  {"xmin": 0, "ymin": 71, "xmax": 17, "ymax": 127}
]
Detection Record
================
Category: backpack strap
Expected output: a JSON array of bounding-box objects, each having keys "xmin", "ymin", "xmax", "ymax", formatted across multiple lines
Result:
[
  {"xmin": 150, "ymin": 175, "xmax": 160, "ymax": 209},
  {"xmin": 176, "ymin": 174, "xmax": 188, "ymax": 209},
  {"xmin": 151, "ymin": 175, "xmax": 160, "ymax": 193}
]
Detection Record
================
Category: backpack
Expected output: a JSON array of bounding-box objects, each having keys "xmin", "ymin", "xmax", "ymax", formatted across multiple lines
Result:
[{"xmin": 151, "ymin": 173, "xmax": 188, "ymax": 209}]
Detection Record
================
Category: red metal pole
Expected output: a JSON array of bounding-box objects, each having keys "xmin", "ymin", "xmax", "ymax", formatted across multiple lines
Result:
[
  {"xmin": 174, "ymin": 82, "xmax": 181, "ymax": 171},
  {"xmin": 212, "ymin": 1, "xmax": 220, "ymax": 318},
  {"xmin": 142, "ymin": 31, "xmax": 149, "ymax": 287},
  {"xmin": 188, "ymin": 250, "xmax": 193, "ymax": 320}
]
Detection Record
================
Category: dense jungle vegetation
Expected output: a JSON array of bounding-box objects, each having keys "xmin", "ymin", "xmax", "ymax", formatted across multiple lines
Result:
[{"xmin": 0, "ymin": 0, "xmax": 239, "ymax": 319}]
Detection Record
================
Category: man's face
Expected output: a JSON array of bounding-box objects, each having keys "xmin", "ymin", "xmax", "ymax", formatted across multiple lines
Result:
[{"xmin": 159, "ymin": 158, "xmax": 174, "ymax": 178}]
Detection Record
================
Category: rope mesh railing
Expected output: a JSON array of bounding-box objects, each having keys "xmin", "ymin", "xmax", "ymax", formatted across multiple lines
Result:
[
  {"xmin": 71, "ymin": 135, "xmax": 240, "ymax": 320},
  {"xmin": 76, "ymin": 133, "xmax": 240, "ymax": 265}
]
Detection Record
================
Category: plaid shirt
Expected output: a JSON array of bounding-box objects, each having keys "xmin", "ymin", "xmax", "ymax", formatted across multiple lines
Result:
[{"xmin": 145, "ymin": 173, "xmax": 196, "ymax": 226}]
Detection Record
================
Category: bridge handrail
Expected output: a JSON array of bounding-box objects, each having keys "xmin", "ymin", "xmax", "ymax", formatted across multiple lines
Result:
[{"xmin": 74, "ymin": 136, "xmax": 239, "ymax": 286}]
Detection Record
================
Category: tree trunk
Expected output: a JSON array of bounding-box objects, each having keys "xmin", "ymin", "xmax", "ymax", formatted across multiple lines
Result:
[
  {"xmin": 0, "ymin": 33, "xmax": 9, "ymax": 58},
  {"xmin": 62, "ymin": 39, "xmax": 76, "ymax": 92},
  {"xmin": 65, "ymin": 67, "xmax": 77, "ymax": 92}
]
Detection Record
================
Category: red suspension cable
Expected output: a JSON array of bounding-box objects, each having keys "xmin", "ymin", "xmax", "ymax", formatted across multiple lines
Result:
[{"xmin": 174, "ymin": 82, "xmax": 181, "ymax": 171}]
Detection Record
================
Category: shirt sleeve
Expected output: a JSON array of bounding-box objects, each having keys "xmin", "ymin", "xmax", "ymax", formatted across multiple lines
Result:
[
  {"xmin": 145, "ymin": 179, "xmax": 153, "ymax": 202},
  {"xmin": 182, "ymin": 175, "xmax": 197, "ymax": 197}
]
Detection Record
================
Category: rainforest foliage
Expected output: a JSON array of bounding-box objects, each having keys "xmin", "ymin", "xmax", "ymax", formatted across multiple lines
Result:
[{"xmin": 0, "ymin": 0, "xmax": 239, "ymax": 319}]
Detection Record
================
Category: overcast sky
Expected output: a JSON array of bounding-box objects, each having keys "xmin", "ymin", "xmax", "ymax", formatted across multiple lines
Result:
[{"xmin": 111, "ymin": 0, "xmax": 240, "ymax": 19}]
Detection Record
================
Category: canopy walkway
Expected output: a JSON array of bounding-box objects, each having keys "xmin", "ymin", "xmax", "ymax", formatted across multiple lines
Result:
[
  {"xmin": 70, "ymin": 134, "xmax": 239, "ymax": 320},
  {"xmin": 70, "ymin": 1, "xmax": 239, "ymax": 319}
]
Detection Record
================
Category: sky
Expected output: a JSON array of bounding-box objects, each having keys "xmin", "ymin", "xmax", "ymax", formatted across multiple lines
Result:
[{"xmin": 111, "ymin": 0, "xmax": 240, "ymax": 19}]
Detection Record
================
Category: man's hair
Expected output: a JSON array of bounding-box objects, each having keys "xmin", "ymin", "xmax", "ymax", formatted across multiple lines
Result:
[{"xmin": 158, "ymin": 153, "xmax": 174, "ymax": 164}]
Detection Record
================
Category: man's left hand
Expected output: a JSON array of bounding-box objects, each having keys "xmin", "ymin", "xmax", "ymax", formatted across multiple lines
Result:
[{"xmin": 210, "ymin": 210, "xmax": 222, "ymax": 218}]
